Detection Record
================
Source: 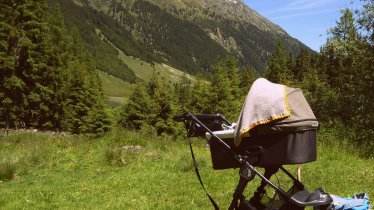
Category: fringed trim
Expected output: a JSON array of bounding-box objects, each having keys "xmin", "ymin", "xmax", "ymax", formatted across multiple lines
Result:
[{"xmin": 235, "ymin": 85, "xmax": 291, "ymax": 147}]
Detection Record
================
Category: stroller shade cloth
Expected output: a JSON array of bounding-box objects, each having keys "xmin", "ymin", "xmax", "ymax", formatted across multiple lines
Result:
[
  {"xmin": 235, "ymin": 79, "xmax": 318, "ymax": 146},
  {"xmin": 235, "ymin": 78, "xmax": 291, "ymax": 146}
]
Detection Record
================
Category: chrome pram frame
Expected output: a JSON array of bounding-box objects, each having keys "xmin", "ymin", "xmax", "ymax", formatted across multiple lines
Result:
[{"xmin": 175, "ymin": 113, "xmax": 334, "ymax": 210}]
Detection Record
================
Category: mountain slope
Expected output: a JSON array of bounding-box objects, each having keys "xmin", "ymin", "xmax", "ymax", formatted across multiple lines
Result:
[
  {"xmin": 59, "ymin": 0, "xmax": 308, "ymax": 76},
  {"xmin": 146, "ymin": 0, "xmax": 306, "ymax": 72}
]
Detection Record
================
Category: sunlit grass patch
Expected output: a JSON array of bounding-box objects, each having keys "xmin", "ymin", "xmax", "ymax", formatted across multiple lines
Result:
[{"xmin": 0, "ymin": 128, "xmax": 372, "ymax": 209}]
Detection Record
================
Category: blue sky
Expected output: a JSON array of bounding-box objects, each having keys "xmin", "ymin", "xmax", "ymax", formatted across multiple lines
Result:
[{"xmin": 243, "ymin": 0, "xmax": 359, "ymax": 51}]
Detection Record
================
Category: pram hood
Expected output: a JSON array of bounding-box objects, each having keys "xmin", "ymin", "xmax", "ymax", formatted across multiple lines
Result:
[
  {"xmin": 205, "ymin": 86, "xmax": 318, "ymax": 141},
  {"xmin": 233, "ymin": 79, "xmax": 318, "ymax": 145},
  {"xmin": 253, "ymin": 86, "xmax": 318, "ymax": 135}
]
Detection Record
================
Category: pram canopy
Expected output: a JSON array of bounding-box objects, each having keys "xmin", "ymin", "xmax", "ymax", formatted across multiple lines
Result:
[{"xmin": 252, "ymin": 86, "xmax": 318, "ymax": 136}]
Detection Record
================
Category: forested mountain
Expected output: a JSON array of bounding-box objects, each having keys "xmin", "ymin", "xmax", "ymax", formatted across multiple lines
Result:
[{"xmin": 59, "ymin": 0, "xmax": 307, "ymax": 75}]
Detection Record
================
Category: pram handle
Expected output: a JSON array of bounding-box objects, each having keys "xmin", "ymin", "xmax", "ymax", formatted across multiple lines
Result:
[
  {"xmin": 173, "ymin": 113, "xmax": 231, "ymax": 125},
  {"xmin": 174, "ymin": 113, "xmax": 240, "ymax": 160}
]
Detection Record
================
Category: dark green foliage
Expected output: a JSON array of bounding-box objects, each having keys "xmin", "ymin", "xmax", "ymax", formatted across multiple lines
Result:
[
  {"xmin": 300, "ymin": 68, "xmax": 339, "ymax": 122},
  {"xmin": 61, "ymin": 27, "xmax": 111, "ymax": 135},
  {"xmin": 239, "ymin": 67, "xmax": 259, "ymax": 95},
  {"xmin": 118, "ymin": 57, "xmax": 247, "ymax": 134},
  {"xmin": 118, "ymin": 83, "xmax": 157, "ymax": 130},
  {"xmin": 174, "ymin": 74, "xmax": 193, "ymax": 113},
  {"xmin": 149, "ymin": 73, "xmax": 180, "ymax": 135},
  {"xmin": 209, "ymin": 57, "xmax": 242, "ymax": 120},
  {"xmin": 0, "ymin": 0, "xmax": 59, "ymax": 129},
  {"xmin": 293, "ymin": 48, "xmax": 311, "ymax": 82},
  {"xmin": 119, "ymin": 72, "xmax": 179, "ymax": 135},
  {"xmin": 188, "ymin": 77, "xmax": 212, "ymax": 114},
  {"xmin": 319, "ymin": 7, "xmax": 373, "ymax": 143},
  {"xmin": 0, "ymin": 0, "xmax": 111, "ymax": 135},
  {"xmin": 265, "ymin": 41, "xmax": 294, "ymax": 85}
]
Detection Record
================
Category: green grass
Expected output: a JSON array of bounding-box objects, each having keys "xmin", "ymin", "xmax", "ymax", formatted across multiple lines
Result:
[
  {"xmin": 97, "ymin": 70, "xmax": 133, "ymax": 106},
  {"xmin": 118, "ymin": 53, "xmax": 196, "ymax": 85},
  {"xmin": 0, "ymin": 129, "xmax": 372, "ymax": 209}
]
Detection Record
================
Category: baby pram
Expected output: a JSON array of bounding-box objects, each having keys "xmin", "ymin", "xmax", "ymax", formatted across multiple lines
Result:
[{"xmin": 174, "ymin": 80, "xmax": 334, "ymax": 210}]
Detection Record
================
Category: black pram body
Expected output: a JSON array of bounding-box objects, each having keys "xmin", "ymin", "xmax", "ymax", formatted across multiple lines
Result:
[{"xmin": 207, "ymin": 87, "xmax": 318, "ymax": 169}]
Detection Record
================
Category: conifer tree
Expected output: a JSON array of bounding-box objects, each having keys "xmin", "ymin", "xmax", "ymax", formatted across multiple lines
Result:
[
  {"xmin": 239, "ymin": 67, "xmax": 258, "ymax": 95},
  {"xmin": 189, "ymin": 77, "xmax": 211, "ymax": 114},
  {"xmin": 147, "ymin": 72, "xmax": 179, "ymax": 135},
  {"xmin": 118, "ymin": 82, "xmax": 157, "ymax": 130},
  {"xmin": 265, "ymin": 41, "xmax": 293, "ymax": 85},
  {"xmin": 0, "ymin": 0, "xmax": 59, "ymax": 129},
  {"xmin": 209, "ymin": 57, "xmax": 241, "ymax": 120},
  {"xmin": 294, "ymin": 48, "xmax": 311, "ymax": 82},
  {"xmin": 0, "ymin": 0, "xmax": 110, "ymax": 134},
  {"xmin": 63, "ymin": 27, "xmax": 111, "ymax": 134},
  {"xmin": 174, "ymin": 73, "xmax": 192, "ymax": 113},
  {"xmin": 118, "ymin": 71, "xmax": 179, "ymax": 135},
  {"xmin": 301, "ymin": 68, "xmax": 339, "ymax": 121}
]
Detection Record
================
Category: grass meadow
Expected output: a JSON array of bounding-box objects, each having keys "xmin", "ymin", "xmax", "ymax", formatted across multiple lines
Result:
[
  {"xmin": 97, "ymin": 70, "xmax": 134, "ymax": 106},
  {"xmin": 0, "ymin": 128, "xmax": 373, "ymax": 209}
]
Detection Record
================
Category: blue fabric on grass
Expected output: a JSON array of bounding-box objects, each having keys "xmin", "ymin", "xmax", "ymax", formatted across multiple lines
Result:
[{"xmin": 331, "ymin": 193, "xmax": 370, "ymax": 210}]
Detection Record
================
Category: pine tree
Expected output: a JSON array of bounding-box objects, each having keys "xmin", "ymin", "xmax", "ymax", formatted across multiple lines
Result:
[
  {"xmin": 0, "ymin": 0, "xmax": 61, "ymax": 129},
  {"xmin": 118, "ymin": 82, "xmax": 157, "ymax": 130},
  {"xmin": 189, "ymin": 77, "xmax": 211, "ymax": 114},
  {"xmin": 239, "ymin": 67, "xmax": 258, "ymax": 95},
  {"xmin": 62, "ymin": 27, "xmax": 111, "ymax": 134},
  {"xmin": 265, "ymin": 41, "xmax": 293, "ymax": 85},
  {"xmin": 0, "ymin": 0, "xmax": 111, "ymax": 134},
  {"xmin": 118, "ymin": 71, "xmax": 179, "ymax": 135},
  {"xmin": 209, "ymin": 57, "xmax": 241, "ymax": 120},
  {"xmin": 294, "ymin": 48, "xmax": 311, "ymax": 82},
  {"xmin": 174, "ymin": 73, "xmax": 192, "ymax": 113},
  {"xmin": 147, "ymin": 72, "xmax": 179, "ymax": 135},
  {"xmin": 301, "ymin": 67, "xmax": 339, "ymax": 121}
]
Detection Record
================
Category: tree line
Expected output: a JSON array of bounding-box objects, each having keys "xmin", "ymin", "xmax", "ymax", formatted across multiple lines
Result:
[
  {"xmin": 0, "ymin": 0, "xmax": 111, "ymax": 135},
  {"xmin": 118, "ymin": 57, "xmax": 258, "ymax": 136}
]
